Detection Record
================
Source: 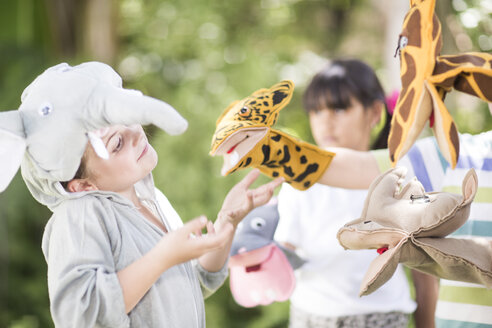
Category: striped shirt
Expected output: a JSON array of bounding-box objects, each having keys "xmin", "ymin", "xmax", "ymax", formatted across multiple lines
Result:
[{"xmin": 373, "ymin": 131, "xmax": 492, "ymax": 328}]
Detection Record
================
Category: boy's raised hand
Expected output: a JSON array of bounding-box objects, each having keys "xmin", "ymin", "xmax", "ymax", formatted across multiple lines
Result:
[
  {"xmin": 161, "ymin": 216, "xmax": 233, "ymax": 266},
  {"xmin": 219, "ymin": 169, "xmax": 284, "ymax": 228}
]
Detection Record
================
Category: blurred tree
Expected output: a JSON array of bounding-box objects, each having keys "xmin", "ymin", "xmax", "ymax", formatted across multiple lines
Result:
[
  {"xmin": 81, "ymin": 0, "xmax": 118, "ymax": 64},
  {"xmin": 43, "ymin": 0, "xmax": 118, "ymax": 64},
  {"xmin": 0, "ymin": 1, "xmax": 55, "ymax": 326}
]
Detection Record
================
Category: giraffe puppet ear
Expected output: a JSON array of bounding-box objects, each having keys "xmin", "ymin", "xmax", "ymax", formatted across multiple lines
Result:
[{"xmin": 0, "ymin": 110, "xmax": 27, "ymax": 192}]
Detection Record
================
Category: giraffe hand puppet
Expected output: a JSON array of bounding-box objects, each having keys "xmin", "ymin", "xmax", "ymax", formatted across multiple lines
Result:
[
  {"xmin": 388, "ymin": 0, "xmax": 492, "ymax": 168},
  {"xmin": 209, "ymin": 80, "xmax": 335, "ymax": 190},
  {"xmin": 0, "ymin": 62, "xmax": 187, "ymax": 194},
  {"xmin": 337, "ymin": 167, "xmax": 492, "ymax": 296}
]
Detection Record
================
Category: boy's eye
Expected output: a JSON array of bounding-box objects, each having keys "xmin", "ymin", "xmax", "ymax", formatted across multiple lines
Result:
[
  {"xmin": 116, "ymin": 137, "xmax": 123, "ymax": 151},
  {"xmin": 111, "ymin": 136, "xmax": 123, "ymax": 153}
]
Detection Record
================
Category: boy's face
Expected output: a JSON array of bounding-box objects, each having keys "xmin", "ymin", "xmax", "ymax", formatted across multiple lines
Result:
[
  {"xmin": 308, "ymin": 97, "xmax": 378, "ymax": 151},
  {"xmin": 83, "ymin": 125, "xmax": 158, "ymax": 193}
]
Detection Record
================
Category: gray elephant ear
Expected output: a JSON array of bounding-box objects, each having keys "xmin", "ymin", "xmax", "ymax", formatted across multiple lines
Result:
[
  {"xmin": 91, "ymin": 85, "xmax": 188, "ymax": 136},
  {"xmin": 0, "ymin": 110, "xmax": 26, "ymax": 192}
]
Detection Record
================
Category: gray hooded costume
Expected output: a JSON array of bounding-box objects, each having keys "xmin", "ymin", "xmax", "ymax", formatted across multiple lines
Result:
[{"xmin": 1, "ymin": 62, "xmax": 228, "ymax": 327}]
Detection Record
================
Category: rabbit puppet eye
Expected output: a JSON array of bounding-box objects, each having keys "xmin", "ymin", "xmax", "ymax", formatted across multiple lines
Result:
[
  {"xmin": 250, "ymin": 217, "xmax": 266, "ymax": 230},
  {"xmin": 410, "ymin": 194, "xmax": 430, "ymax": 204}
]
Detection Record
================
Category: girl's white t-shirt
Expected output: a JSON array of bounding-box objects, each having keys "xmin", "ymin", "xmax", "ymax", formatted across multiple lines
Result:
[{"xmin": 275, "ymin": 182, "xmax": 417, "ymax": 317}]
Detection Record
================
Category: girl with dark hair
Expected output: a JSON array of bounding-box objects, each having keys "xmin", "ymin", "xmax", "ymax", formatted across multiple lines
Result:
[
  {"xmin": 302, "ymin": 58, "xmax": 392, "ymax": 151},
  {"xmin": 274, "ymin": 59, "xmax": 427, "ymax": 328}
]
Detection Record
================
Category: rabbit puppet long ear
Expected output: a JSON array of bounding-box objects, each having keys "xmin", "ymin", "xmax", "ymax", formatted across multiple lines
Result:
[
  {"xmin": 89, "ymin": 85, "xmax": 188, "ymax": 136},
  {"xmin": 0, "ymin": 110, "xmax": 26, "ymax": 192}
]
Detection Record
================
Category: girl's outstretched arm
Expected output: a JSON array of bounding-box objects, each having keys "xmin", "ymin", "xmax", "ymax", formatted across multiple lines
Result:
[
  {"xmin": 412, "ymin": 270, "xmax": 438, "ymax": 328},
  {"xmin": 318, "ymin": 147, "xmax": 381, "ymax": 189}
]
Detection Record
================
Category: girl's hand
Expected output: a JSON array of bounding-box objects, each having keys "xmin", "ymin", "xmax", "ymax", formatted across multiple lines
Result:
[
  {"xmin": 159, "ymin": 216, "xmax": 233, "ymax": 266},
  {"xmin": 218, "ymin": 169, "xmax": 284, "ymax": 227}
]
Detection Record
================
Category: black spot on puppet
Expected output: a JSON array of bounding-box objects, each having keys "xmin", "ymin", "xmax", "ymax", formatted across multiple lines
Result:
[
  {"xmin": 272, "ymin": 171, "xmax": 279, "ymax": 177},
  {"xmin": 278, "ymin": 145, "xmax": 290, "ymax": 165},
  {"xmin": 300, "ymin": 155, "xmax": 307, "ymax": 164},
  {"xmin": 303, "ymin": 181, "xmax": 311, "ymax": 188},
  {"xmin": 261, "ymin": 145, "xmax": 271, "ymax": 164},
  {"xmin": 295, "ymin": 146, "xmax": 301, "ymax": 152},
  {"xmin": 272, "ymin": 90, "xmax": 288, "ymax": 105},
  {"xmin": 294, "ymin": 163, "xmax": 319, "ymax": 182},
  {"xmin": 283, "ymin": 166, "xmax": 295, "ymax": 177},
  {"xmin": 271, "ymin": 134, "xmax": 281, "ymax": 142},
  {"xmin": 244, "ymin": 157, "xmax": 252, "ymax": 167}
]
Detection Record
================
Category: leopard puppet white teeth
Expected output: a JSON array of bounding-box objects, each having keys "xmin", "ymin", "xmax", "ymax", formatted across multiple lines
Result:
[{"xmin": 225, "ymin": 150, "xmax": 240, "ymax": 175}]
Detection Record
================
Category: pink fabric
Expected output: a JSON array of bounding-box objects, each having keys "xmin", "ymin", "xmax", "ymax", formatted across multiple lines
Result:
[
  {"xmin": 385, "ymin": 90, "xmax": 400, "ymax": 115},
  {"xmin": 229, "ymin": 243, "xmax": 296, "ymax": 307}
]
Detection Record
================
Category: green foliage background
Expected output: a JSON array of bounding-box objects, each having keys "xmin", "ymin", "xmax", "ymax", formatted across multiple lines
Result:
[{"xmin": 0, "ymin": 0, "xmax": 490, "ymax": 327}]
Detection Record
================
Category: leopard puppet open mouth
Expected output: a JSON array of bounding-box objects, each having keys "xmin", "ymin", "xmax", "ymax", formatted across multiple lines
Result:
[{"xmin": 211, "ymin": 127, "xmax": 268, "ymax": 176}]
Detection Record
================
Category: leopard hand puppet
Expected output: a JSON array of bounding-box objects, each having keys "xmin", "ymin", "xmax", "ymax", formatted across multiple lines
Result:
[
  {"xmin": 388, "ymin": 0, "xmax": 492, "ymax": 168},
  {"xmin": 337, "ymin": 167, "xmax": 492, "ymax": 296},
  {"xmin": 209, "ymin": 80, "xmax": 335, "ymax": 190}
]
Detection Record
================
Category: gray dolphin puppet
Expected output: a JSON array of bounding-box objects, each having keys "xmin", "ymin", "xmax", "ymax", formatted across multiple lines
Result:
[
  {"xmin": 229, "ymin": 200, "xmax": 305, "ymax": 307},
  {"xmin": 0, "ymin": 62, "xmax": 187, "ymax": 206}
]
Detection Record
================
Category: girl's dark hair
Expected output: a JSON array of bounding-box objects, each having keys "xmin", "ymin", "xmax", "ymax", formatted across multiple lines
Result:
[{"xmin": 302, "ymin": 59, "xmax": 392, "ymax": 150}]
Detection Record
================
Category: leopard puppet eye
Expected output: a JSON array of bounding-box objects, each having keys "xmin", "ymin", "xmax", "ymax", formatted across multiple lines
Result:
[{"xmin": 239, "ymin": 106, "xmax": 251, "ymax": 117}]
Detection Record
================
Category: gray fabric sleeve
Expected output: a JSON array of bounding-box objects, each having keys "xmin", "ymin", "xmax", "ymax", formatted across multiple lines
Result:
[
  {"xmin": 42, "ymin": 201, "xmax": 129, "ymax": 328},
  {"xmin": 194, "ymin": 260, "xmax": 229, "ymax": 299}
]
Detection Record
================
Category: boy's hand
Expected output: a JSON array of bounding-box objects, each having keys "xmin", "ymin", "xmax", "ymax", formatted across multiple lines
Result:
[
  {"xmin": 218, "ymin": 169, "xmax": 284, "ymax": 227},
  {"xmin": 159, "ymin": 216, "xmax": 233, "ymax": 266}
]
